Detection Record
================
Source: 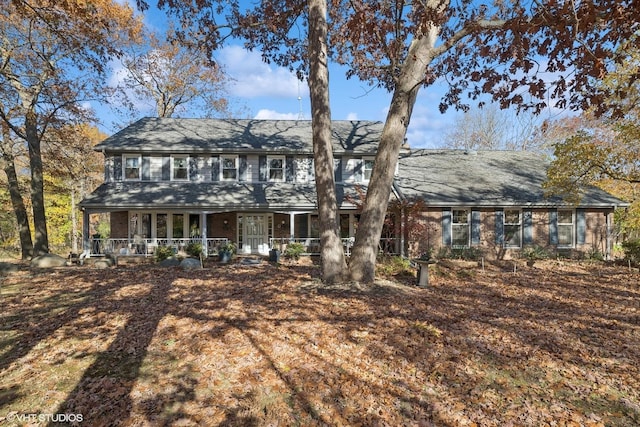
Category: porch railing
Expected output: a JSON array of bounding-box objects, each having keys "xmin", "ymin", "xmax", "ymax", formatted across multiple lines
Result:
[
  {"xmin": 88, "ymin": 237, "xmax": 229, "ymax": 257},
  {"xmin": 268, "ymin": 237, "xmax": 400, "ymax": 256}
]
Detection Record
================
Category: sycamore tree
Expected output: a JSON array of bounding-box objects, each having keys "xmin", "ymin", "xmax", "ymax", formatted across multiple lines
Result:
[
  {"xmin": 1, "ymin": 1, "xmax": 142, "ymax": 256},
  {"xmin": 152, "ymin": 0, "xmax": 639, "ymax": 283}
]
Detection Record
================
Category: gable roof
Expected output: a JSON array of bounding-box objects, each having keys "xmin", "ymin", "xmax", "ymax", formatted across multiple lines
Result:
[
  {"xmin": 95, "ymin": 118, "xmax": 384, "ymax": 154},
  {"xmin": 394, "ymin": 150, "xmax": 628, "ymax": 208}
]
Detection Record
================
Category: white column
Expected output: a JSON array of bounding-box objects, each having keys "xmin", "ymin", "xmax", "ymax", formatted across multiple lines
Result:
[
  {"xmin": 289, "ymin": 212, "xmax": 295, "ymax": 239},
  {"xmin": 82, "ymin": 209, "xmax": 91, "ymax": 256},
  {"xmin": 201, "ymin": 212, "xmax": 208, "ymax": 256}
]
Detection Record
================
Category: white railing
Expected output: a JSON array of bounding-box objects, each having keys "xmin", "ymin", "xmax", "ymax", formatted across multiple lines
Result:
[
  {"xmin": 268, "ymin": 237, "xmax": 399, "ymax": 256},
  {"xmin": 89, "ymin": 238, "xmax": 229, "ymax": 257}
]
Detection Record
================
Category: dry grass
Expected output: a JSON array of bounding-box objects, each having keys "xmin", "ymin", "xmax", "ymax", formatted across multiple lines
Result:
[{"xmin": 1, "ymin": 259, "xmax": 639, "ymax": 426}]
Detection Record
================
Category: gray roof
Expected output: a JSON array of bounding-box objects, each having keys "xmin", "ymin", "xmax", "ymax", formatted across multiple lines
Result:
[
  {"xmin": 80, "ymin": 181, "xmax": 368, "ymax": 211},
  {"xmin": 95, "ymin": 118, "xmax": 384, "ymax": 154},
  {"xmin": 394, "ymin": 150, "xmax": 628, "ymax": 208}
]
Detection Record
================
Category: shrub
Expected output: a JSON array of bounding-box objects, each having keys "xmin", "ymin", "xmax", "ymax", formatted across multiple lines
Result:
[
  {"xmin": 376, "ymin": 256, "xmax": 414, "ymax": 276},
  {"xmin": 622, "ymin": 239, "xmax": 640, "ymax": 265},
  {"xmin": 155, "ymin": 245, "xmax": 174, "ymax": 262},
  {"xmin": 437, "ymin": 246, "xmax": 483, "ymax": 261},
  {"xmin": 284, "ymin": 242, "xmax": 305, "ymax": 260},
  {"xmin": 218, "ymin": 242, "xmax": 237, "ymax": 254},
  {"xmin": 186, "ymin": 242, "xmax": 203, "ymax": 258},
  {"xmin": 521, "ymin": 245, "xmax": 550, "ymax": 261}
]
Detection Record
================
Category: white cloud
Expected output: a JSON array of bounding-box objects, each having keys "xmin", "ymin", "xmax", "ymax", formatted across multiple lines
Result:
[
  {"xmin": 219, "ymin": 45, "xmax": 308, "ymax": 99},
  {"xmin": 346, "ymin": 112, "xmax": 359, "ymax": 121},
  {"xmin": 254, "ymin": 109, "xmax": 300, "ymax": 120}
]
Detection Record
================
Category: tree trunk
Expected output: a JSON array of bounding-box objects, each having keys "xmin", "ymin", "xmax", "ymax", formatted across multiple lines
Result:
[
  {"xmin": 25, "ymin": 110, "xmax": 49, "ymax": 255},
  {"xmin": 349, "ymin": 36, "xmax": 436, "ymax": 283},
  {"xmin": 1, "ymin": 150, "xmax": 34, "ymax": 259},
  {"xmin": 308, "ymin": 0, "xmax": 348, "ymax": 284}
]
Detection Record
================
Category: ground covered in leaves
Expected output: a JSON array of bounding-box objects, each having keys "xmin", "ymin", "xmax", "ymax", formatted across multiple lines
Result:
[{"xmin": 1, "ymin": 259, "xmax": 639, "ymax": 426}]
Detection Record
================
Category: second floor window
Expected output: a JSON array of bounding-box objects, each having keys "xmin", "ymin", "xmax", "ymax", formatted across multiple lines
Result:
[
  {"xmin": 173, "ymin": 156, "xmax": 188, "ymax": 180},
  {"xmin": 124, "ymin": 155, "xmax": 140, "ymax": 180},
  {"xmin": 268, "ymin": 157, "xmax": 284, "ymax": 181},
  {"xmin": 222, "ymin": 156, "xmax": 237, "ymax": 181},
  {"xmin": 363, "ymin": 159, "xmax": 374, "ymax": 181}
]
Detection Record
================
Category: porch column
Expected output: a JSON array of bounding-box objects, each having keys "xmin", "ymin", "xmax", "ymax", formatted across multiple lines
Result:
[
  {"xmin": 289, "ymin": 212, "xmax": 295, "ymax": 239},
  {"xmin": 82, "ymin": 209, "xmax": 91, "ymax": 256},
  {"xmin": 201, "ymin": 212, "xmax": 208, "ymax": 256}
]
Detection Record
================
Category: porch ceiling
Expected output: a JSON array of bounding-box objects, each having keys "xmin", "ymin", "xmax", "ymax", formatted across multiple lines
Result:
[{"xmin": 79, "ymin": 182, "xmax": 371, "ymax": 211}]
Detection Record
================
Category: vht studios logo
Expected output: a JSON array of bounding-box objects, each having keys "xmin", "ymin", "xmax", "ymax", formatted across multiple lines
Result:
[{"xmin": 5, "ymin": 413, "xmax": 83, "ymax": 423}]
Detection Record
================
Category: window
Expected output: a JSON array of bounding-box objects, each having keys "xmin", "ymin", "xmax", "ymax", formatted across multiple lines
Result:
[
  {"xmin": 452, "ymin": 209, "xmax": 470, "ymax": 247},
  {"xmin": 172, "ymin": 214, "xmax": 184, "ymax": 238},
  {"xmin": 558, "ymin": 209, "xmax": 574, "ymax": 247},
  {"xmin": 124, "ymin": 155, "xmax": 140, "ymax": 180},
  {"xmin": 268, "ymin": 156, "xmax": 284, "ymax": 181},
  {"xmin": 363, "ymin": 159, "xmax": 374, "ymax": 181},
  {"xmin": 221, "ymin": 156, "xmax": 237, "ymax": 181},
  {"xmin": 157, "ymin": 214, "xmax": 167, "ymax": 239},
  {"xmin": 172, "ymin": 156, "xmax": 188, "ymax": 180},
  {"xmin": 504, "ymin": 209, "xmax": 521, "ymax": 247}
]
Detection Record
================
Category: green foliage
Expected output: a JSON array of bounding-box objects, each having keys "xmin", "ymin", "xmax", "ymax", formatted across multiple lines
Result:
[
  {"xmin": 621, "ymin": 239, "xmax": 640, "ymax": 265},
  {"xmin": 218, "ymin": 241, "xmax": 236, "ymax": 254},
  {"xmin": 376, "ymin": 256, "xmax": 414, "ymax": 276},
  {"xmin": 155, "ymin": 245, "xmax": 174, "ymax": 262},
  {"xmin": 521, "ymin": 245, "xmax": 550, "ymax": 261},
  {"xmin": 586, "ymin": 247, "xmax": 605, "ymax": 262},
  {"xmin": 185, "ymin": 241, "xmax": 203, "ymax": 258},
  {"xmin": 284, "ymin": 242, "xmax": 305, "ymax": 260}
]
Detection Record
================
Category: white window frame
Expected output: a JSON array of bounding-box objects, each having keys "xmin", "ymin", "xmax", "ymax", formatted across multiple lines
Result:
[
  {"xmin": 221, "ymin": 155, "xmax": 238, "ymax": 181},
  {"xmin": 268, "ymin": 155, "xmax": 285, "ymax": 182},
  {"xmin": 172, "ymin": 155, "xmax": 189, "ymax": 181},
  {"xmin": 503, "ymin": 209, "xmax": 522, "ymax": 248},
  {"xmin": 363, "ymin": 158, "xmax": 374, "ymax": 182},
  {"xmin": 123, "ymin": 155, "xmax": 141, "ymax": 180},
  {"xmin": 557, "ymin": 209, "xmax": 575, "ymax": 247},
  {"xmin": 452, "ymin": 209, "xmax": 470, "ymax": 248}
]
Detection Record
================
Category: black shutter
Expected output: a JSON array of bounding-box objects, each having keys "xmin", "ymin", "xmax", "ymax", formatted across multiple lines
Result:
[
  {"xmin": 189, "ymin": 156, "xmax": 198, "ymax": 181},
  {"xmin": 471, "ymin": 209, "xmax": 481, "ymax": 245},
  {"xmin": 239, "ymin": 155, "xmax": 248, "ymax": 181},
  {"xmin": 114, "ymin": 155, "xmax": 122, "ymax": 181},
  {"xmin": 576, "ymin": 209, "xmax": 586, "ymax": 245},
  {"xmin": 495, "ymin": 209, "xmax": 504, "ymax": 245},
  {"xmin": 286, "ymin": 156, "xmax": 295, "ymax": 182},
  {"xmin": 442, "ymin": 209, "xmax": 452, "ymax": 246},
  {"xmin": 523, "ymin": 209, "xmax": 533, "ymax": 244},
  {"xmin": 211, "ymin": 156, "xmax": 220, "ymax": 181}
]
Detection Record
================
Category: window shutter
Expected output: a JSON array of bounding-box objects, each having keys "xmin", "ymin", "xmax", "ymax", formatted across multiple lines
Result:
[
  {"xmin": 471, "ymin": 209, "xmax": 481, "ymax": 245},
  {"xmin": 523, "ymin": 209, "xmax": 533, "ymax": 244},
  {"xmin": 211, "ymin": 156, "xmax": 220, "ymax": 181},
  {"xmin": 549, "ymin": 209, "xmax": 558, "ymax": 245},
  {"xmin": 442, "ymin": 208, "xmax": 452, "ymax": 246},
  {"xmin": 495, "ymin": 209, "xmax": 504, "ymax": 245},
  {"xmin": 239, "ymin": 155, "xmax": 248, "ymax": 182},
  {"xmin": 286, "ymin": 156, "xmax": 295, "ymax": 182},
  {"xmin": 189, "ymin": 156, "xmax": 198, "ymax": 181},
  {"xmin": 259, "ymin": 155, "xmax": 267, "ymax": 181},
  {"xmin": 104, "ymin": 156, "xmax": 114, "ymax": 182},
  {"xmin": 162, "ymin": 155, "xmax": 170, "ymax": 181},
  {"xmin": 576, "ymin": 209, "xmax": 586, "ymax": 245},
  {"xmin": 353, "ymin": 157, "xmax": 363, "ymax": 182},
  {"xmin": 141, "ymin": 156, "xmax": 151, "ymax": 181},
  {"xmin": 334, "ymin": 157, "xmax": 342, "ymax": 182},
  {"xmin": 114, "ymin": 155, "xmax": 123, "ymax": 181}
]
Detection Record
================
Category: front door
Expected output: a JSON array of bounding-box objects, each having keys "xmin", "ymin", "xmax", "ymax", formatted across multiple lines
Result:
[{"xmin": 243, "ymin": 214, "xmax": 267, "ymax": 254}]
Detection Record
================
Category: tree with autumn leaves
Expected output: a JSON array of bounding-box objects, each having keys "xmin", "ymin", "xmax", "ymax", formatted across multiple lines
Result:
[
  {"xmin": 0, "ymin": 0, "xmax": 142, "ymax": 257},
  {"xmin": 153, "ymin": 0, "xmax": 639, "ymax": 283}
]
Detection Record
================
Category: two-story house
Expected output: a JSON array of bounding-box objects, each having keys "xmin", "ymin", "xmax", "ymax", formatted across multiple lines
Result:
[{"xmin": 79, "ymin": 117, "xmax": 627, "ymax": 259}]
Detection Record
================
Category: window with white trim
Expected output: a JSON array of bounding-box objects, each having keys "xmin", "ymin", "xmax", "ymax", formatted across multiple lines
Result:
[
  {"xmin": 172, "ymin": 156, "xmax": 189, "ymax": 180},
  {"xmin": 363, "ymin": 159, "xmax": 374, "ymax": 181},
  {"xmin": 452, "ymin": 209, "xmax": 470, "ymax": 247},
  {"xmin": 504, "ymin": 209, "xmax": 522, "ymax": 248},
  {"xmin": 221, "ymin": 156, "xmax": 237, "ymax": 181},
  {"xmin": 558, "ymin": 209, "xmax": 574, "ymax": 247},
  {"xmin": 268, "ymin": 156, "xmax": 284, "ymax": 182},
  {"xmin": 124, "ymin": 155, "xmax": 141, "ymax": 180}
]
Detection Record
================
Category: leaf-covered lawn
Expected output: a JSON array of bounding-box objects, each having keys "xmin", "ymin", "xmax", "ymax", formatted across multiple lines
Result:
[{"xmin": 1, "ymin": 260, "xmax": 639, "ymax": 426}]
